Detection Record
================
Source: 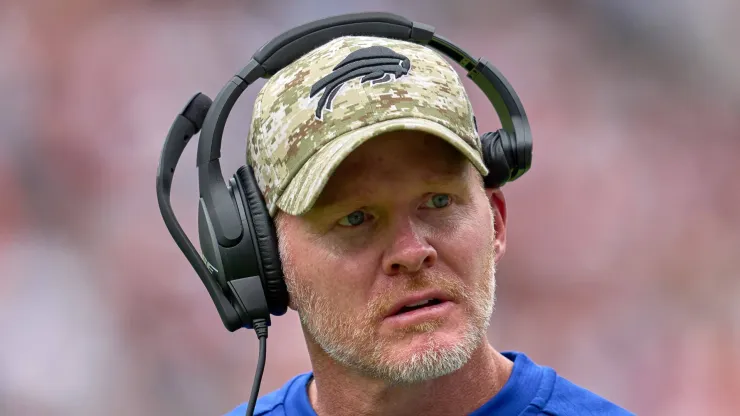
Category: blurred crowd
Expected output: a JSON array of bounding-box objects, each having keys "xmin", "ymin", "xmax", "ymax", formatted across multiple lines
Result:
[{"xmin": 1, "ymin": 1, "xmax": 738, "ymax": 415}]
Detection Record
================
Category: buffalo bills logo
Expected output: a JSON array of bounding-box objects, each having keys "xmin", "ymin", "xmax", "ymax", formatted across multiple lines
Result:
[{"xmin": 310, "ymin": 46, "xmax": 411, "ymax": 120}]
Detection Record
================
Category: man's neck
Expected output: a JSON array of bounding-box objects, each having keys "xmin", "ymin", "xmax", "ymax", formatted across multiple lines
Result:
[{"xmin": 306, "ymin": 341, "xmax": 514, "ymax": 416}]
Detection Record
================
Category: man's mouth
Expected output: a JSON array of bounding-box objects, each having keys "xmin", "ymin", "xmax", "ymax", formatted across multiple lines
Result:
[
  {"xmin": 383, "ymin": 295, "xmax": 455, "ymax": 328},
  {"xmin": 383, "ymin": 290, "xmax": 454, "ymax": 324},
  {"xmin": 393, "ymin": 298, "xmax": 444, "ymax": 315}
]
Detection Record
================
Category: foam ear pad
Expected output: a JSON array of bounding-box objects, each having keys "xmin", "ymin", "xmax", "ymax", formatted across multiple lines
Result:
[
  {"xmin": 235, "ymin": 165, "xmax": 289, "ymax": 316},
  {"xmin": 480, "ymin": 130, "xmax": 514, "ymax": 189}
]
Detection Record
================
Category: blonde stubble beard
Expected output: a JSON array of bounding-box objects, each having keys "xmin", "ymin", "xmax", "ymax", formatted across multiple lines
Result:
[{"xmin": 276, "ymin": 207, "xmax": 497, "ymax": 385}]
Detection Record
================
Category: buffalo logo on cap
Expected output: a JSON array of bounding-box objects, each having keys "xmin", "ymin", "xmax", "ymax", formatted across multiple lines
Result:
[{"xmin": 309, "ymin": 46, "xmax": 411, "ymax": 120}]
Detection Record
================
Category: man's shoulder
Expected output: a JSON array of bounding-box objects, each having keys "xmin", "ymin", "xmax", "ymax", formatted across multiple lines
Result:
[
  {"xmin": 543, "ymin": 371, "xmax": 635, "ymax": 416},
  {"xmin": 494, "ymin": 351, "xmax": 634, "ymax": 416},
  {"xmin": 222, "ymin": 373, "xmax": 313, "ymax": 416}
]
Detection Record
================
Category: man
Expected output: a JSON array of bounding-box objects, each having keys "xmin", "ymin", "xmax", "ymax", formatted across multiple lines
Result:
[{"xmin": 226, "ymin": 35, "xmax": 633, "ymax": 416}]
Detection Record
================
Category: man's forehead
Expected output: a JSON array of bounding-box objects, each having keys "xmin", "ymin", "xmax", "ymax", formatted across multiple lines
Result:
[{"xmin": 313, "ymin": 153, "xmax": 473, "ymax": 210}]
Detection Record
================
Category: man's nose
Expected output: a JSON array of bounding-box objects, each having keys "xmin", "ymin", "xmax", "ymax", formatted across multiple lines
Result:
[{"xmin": 381, "ymin": 218, "xmax": 438, "ymax": 275}]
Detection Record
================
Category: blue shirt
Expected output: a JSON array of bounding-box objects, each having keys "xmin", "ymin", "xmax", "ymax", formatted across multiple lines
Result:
[{"xmin": 225, "ymin": 351, "xmax": 634, "ymax": 416}]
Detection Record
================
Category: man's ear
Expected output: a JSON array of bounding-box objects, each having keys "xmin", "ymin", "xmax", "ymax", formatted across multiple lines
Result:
[{"xmin": 485, "ymin": 187, "xmax": 507, "ymax": 263}]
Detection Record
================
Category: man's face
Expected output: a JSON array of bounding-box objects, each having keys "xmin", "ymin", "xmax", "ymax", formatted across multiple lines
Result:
[{"xmin": 276, "ymin": 131, "xmax": 502, "ymax": 384}]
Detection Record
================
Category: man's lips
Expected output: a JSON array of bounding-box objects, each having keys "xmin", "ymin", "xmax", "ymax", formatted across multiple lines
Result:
[{"xmin": 384, "ymin": 289, "xmax": 454, "ymax": 318}]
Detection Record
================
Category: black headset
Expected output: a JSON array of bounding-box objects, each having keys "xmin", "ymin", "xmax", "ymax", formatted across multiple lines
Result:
[{"xmin": 156, "ymin": 11, "xmax": 532, "ymax": 415}]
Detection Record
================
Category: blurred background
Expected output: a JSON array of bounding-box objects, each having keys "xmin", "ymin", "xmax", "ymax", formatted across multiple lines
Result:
[{"xmin": 1, "ymin": 0, "xmax": 739, "ymax": 415}]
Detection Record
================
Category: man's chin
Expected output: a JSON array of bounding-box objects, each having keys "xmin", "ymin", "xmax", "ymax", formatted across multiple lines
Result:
[
  {"xmin": 410, "ymin": 326, "xmax": 476, "ymax": 349},
  {"xmin": 370, "ymin": 325, "xmax": 483, "ymax": 383},
  {"xmin": 392, "ymin": 318, "xmax": 445, "ymax": 336}
]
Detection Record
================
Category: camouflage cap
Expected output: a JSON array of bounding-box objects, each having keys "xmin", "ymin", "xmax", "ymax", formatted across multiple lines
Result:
[{"xmin": 247, "ymin": 35, "xmax": 489, "ymax": 217}]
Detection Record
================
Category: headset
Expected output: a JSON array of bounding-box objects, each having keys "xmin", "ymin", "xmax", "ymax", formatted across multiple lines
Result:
[{"xmin": 156, "ymin": 11, "xmax": 532, "ymax": 416}]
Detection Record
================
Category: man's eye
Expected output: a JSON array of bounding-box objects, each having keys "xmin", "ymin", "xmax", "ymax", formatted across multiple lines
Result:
[
  {"xmin": 338, "ymin": 210, "xmax": 368, "ymax": 227},
  {"xmin": 425, "ymin": 194, "xmax": 452, "ymax": 209}
]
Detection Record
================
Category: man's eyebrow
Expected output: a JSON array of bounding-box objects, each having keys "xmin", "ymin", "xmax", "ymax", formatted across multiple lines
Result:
[
  {"xmin": 422, "ymin": 171, "xmax": 469, "ymax": 186},
  {"xmin": 309, "ymin": 194, "xmax": 367, "ymax": 219}
]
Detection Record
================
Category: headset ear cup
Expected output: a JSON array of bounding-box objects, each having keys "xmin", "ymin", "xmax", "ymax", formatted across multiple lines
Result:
[
  {"xmin": 235, "ymin": 166, "xmax": 289, "ymax": 316},
  {"xmin": 480, "ymin": 130, "xmax": 513, "ymax": 188}
]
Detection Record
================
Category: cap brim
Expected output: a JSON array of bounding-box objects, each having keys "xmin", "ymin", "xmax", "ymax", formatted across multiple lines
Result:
[{"xmin": 273, "ymin": 117, "xmax": 490, "ymax": 217}]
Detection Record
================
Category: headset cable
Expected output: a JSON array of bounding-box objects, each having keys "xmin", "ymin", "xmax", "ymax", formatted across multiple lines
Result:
[{"xmin": 246, "ymin": 319, "xmax": 269, "ymax": 416}]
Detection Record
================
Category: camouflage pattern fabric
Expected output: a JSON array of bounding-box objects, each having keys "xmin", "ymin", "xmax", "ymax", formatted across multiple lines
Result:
[{"xmin": 246, "ymin": 35, "xmax": 489, "ymax": 217}]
